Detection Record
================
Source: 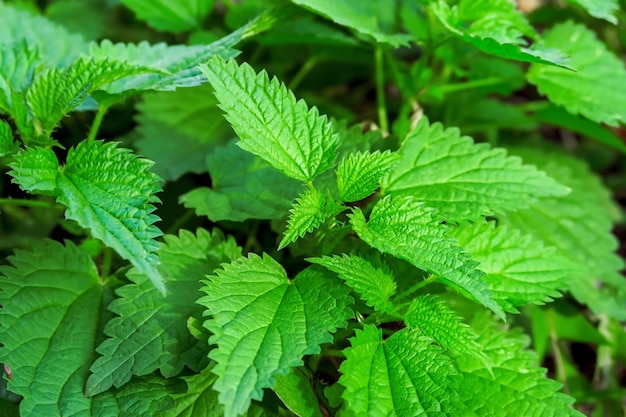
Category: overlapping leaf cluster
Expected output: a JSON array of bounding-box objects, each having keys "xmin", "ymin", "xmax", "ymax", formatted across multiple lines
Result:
[{"xmin": 0, "ymin": 1, "xmax": 624, "ymax": 416}]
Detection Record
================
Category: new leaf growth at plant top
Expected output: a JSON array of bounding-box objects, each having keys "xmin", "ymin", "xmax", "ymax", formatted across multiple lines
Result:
[{"xmin": 1, "ymin": 0, "xmax": 626, "ymax": 416}]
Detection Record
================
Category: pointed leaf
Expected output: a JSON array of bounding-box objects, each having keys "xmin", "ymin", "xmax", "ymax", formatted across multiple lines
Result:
[
  {"xmin": 198, "ymin": 254, "xmax": 352, "ymax": 417},
  {"xmin": 431, "ymin": 0, "xmax": 571, "ymax": 68},
  {"xmin": 0, "ymin": 241, "xmax": 172, "ymax": 417},
  {"xmin": 565, "ymin": 0, "xmax": 618, "ymax": 24},
  {"xmin": 26, "ymin": 58, "xmax": 151, "ymax": 139},
  {"xmin": 291, "ymin": 0, "xmax": 413, "ymax": 47},
  {"xmin": 279, "ymin": 186, "xmax": 344, "ymax": 250},
  {"xmin": 9, "ymin": 146, "xmax": 58, "ymax": 195},
  {"xmin": 381, "ymin": 118, "xmax": 569, "ymax": 220},
  {"xmin": 336, "ymin": 150, "xmax": 398, "ymax": 202},
  {"xmin": 455, "ymin": 314, "xmax": 583, "ymax": 416},
  {"xmin": 449, "ymin": 221, "xmax": 573, "ymax": 312},
  {"xmin": 9, "ymin": 141, "xmax": 165, "ymax": 293},
  {"xmin": 181, "ymin": 141, "xmax": 303, "ymax": 222},
  {"xmin": 501, "ymin": 148, "xmax": 626, "ymax": 320},
  {"xmin": 528, "ymin": 21, "xmax": 626, "ymax": 127},
  {"xmin": 200, "ymin": 57, "xmax": 338, "ymax": 182},
  {"xmin": 308, "ymin": 254, "xmax": 396, "ymax": 313},
  {"xmin": 338, "ymin": 325, "xmax": 459, "ymax": 417},
  {"xmin": 87, "ymin": 229, "xmax": 241, "ymax": 395},
  {"xmin": 405, "ymin": 294, "xmax": 489, "ymax": 365},
  {"xmin": 349, "ymin": 195, "xmax": 504, "ymax": 319},
  {"xmin": 121, "ymin": 0, "xmax": 214, "ymax": 33}
]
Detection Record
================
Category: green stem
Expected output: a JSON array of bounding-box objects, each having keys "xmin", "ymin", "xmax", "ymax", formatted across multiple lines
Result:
[
  {"xmin": 393, "ymin": 275, "xmax": 436, "ymax": 306},
  {"xmin": 548, "ymin": 309, "xmax": 569, "ymax": 393},
  {"xmin": 87, "ymin": 105, "xmax": 109, "ymax": 142},
  {"xmin": 166, "ymin": 209, "xmax": 195, "ymax": 235},
  {"xmin": 289, "ymin": 57, "xmax": 318, "ymax": 91},
  {"xmin": 100, "ymin": 248, "xmax": 113, "ymax": 279},
  {"xmin": 375, "ymin": 44, "xmax": 389, "ymax": 134},
  {"xmin": 0, "ymin": 198, "xmax": 55, "ymax": 208},
  {"xmin": 436, "ymin": 77, "xmax": 507, "ymax": 94}
]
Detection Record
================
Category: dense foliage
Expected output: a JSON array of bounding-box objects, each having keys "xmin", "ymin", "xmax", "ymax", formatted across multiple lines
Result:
[{"xmin": 1, "ymin": 0, "xmax": 625, "ymax": 416}]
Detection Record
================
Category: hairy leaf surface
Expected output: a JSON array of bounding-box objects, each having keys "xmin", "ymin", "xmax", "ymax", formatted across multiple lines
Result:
[
  {"xmin": 308, "ymin": 254, "xmax": 396, "ymax": 313},
  {"xmin": 200, "ymin": 57, "xmax": 338, "ymax": 182},
  {"xmin": 527, "ymin": 21, "xmax": 626, "ymax": 127},
  {"xmin": 181, "ymin": 141, "xmax": 303, "ymax": 222},
  {"xmin": 336, "ymin": 151, "xmax": 397, "ymax": 202},
  {"xmin": 455, "ymin": 314, "xmax": 583, "ymax": 416},
  {"xmin": 450, "ymin": 221, "xmax": 572, "ymax": 312},
  {"xmin": 291, "ymin": 0, "xmax": 413, "ymax": 47},
  {"xmin": 381, "ymin": 118, "xmax": 569, "ymax": 220},
  {"xmin": 9, "ymin": 141, "xmax": 164, "ymax": 293},
  {"xmin": 405, "ymin": 294, "xmax": 489, "ymax": 365},
  {"xmin": 121, "ymin": 0, "xmax": 214, "ymax": 33},
  {"xmin": 350, "ymin": 195, "xmax": 504, "ymax": 319},
  {"xmin": 431, "ymin": 0, "xmax": 571, "ymax": 68},
  {"xmin": 87, "ymin": 229, "xmax": 241, "ymax": 395},
  {"xmin": 199, "ymin": 255, "xmax": 352, "ymax": 417},
  {"xmin": 279, "ymin": 186, "xmax": 344, "ymax": 250},
  {"xmin": 501, "ymin": 148, "xmax": 626, "ymax": 320},
  {"xmin": 338, "ymin": 325, "xmax": 458, "ymax": 416}
]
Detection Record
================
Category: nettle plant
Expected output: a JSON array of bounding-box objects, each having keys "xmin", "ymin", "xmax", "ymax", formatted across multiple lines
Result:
[{"xmin": 1, "ymin": 0, "xmax": 626, "ymax": 416}]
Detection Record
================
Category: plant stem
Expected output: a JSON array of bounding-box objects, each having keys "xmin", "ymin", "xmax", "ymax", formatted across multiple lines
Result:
[
  {"xmin": 0, "ymin": 198, "xmax": 55, "ymax": 208},
  {"xmin": 289, "ymin": 57, "xmax": 318, "ymax": 91},
  {"xmin": 393, "ymin": 275, "xmax": 437, "ymax": 305},
  {"xmin": 436, "ymin": 77, "xmax": 506, "ymax": 94},
  {"xmin": 100, "ymin": 248, "xmax": 113, "ymax": 279},
  {"xmin": 166, "ymin": 209, "xmax": 195, "ymax": 235},
  {"xmin": 548, "ymin": 309, "xmax": 569, "ymax": 393},
  {"xmin": 375, "ymin": 44, "xmax": 389, "ymax": 134},
  {"xmin": 87, "ymin": 105, "xmax": 109, "ymax": 142}
]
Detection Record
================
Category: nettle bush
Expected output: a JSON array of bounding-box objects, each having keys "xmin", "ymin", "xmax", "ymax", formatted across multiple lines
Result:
[{"xmin": 1, "ymin": 0, "xmax": 626, "ymax": 416}]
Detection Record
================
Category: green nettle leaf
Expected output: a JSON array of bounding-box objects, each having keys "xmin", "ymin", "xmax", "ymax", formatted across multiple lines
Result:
[
  {"xmin": 0, "ymin": 120, "xmax": 16, "ymax": 157},
  {"xmin": 501, "ymin": 148, "xmax": 626, "ymax": 320},
  {"xmin": 132, "ymin": 85, "xmax": 234, "ymax": 181},
  {"xmin": 155, "ymin": 364, "xmax": 221, "ymax": 416},
  {"xmin": 121, "ymin": 0, "xmax": 214, "ymax": 33},
  {"xmin": 0, "ymin": 241, "xmax": 175, "ymax": 417},
  {"xmin": 198, "ymin": 254, "xmax": 352, "ymax": 417},
  {"xmin": 273, "ymin": 368, "xmax": 323, "ymax": 417},
  {"xmin": 455, "ymin": 314, "xmax": 583, "ymax": 417},
  {"xmin": 291, "ymin": 0, "xmax": 414, "ymax": 47},
  {"xmin": 565, "ymin": 0, "xmax": 618, "ymax": 24},
  {"xmin": 9, "ymin": 141, "xmax": 165, "ymax": 293},
  {"xmin": 8, "ymin": 146, "xmax": 59, "ymax": 194},
  {"xmin": 308, "ymin": 254, "xmax": 396, "ymax": 313},
  {"xmin": 0, "ymin": 2, "xmax": 88, "ymax": 66},
  {"xmin": 181, "ymin": 141, "xmax": 303, "ymax": 222},
  {"xmin": 404, "ymin": 294, "xmax": 489, "ymax": 365},
  {"xmin": 86, "ymin": 229, "xmax": 241, "ymax": 396},
  {"xmin": 527, "ymin": 21, "xmax": 626, "ymax": 127},
  {"xmin": 0, "ymin": 41, "xmax": 41, "ymax": 110},
  {"xmin": 431, "ymin": 0, "xmax": 571, "ymax": 68},
  {"xmin": 350, "ymin": 195, "xmax": 504, "ymax": 319},
  {"xmin": 381, "ymin": 117, "xmax": 569, "ymax": 220},
  {"xmin": 26, "ymin": 58, "xmax": 151, "ymax": 139},
  {"xmin": 279, "ymin": 186, "xmax": 345, "ymax": 250},
  {"xmin": 449, "ymin": 221, "xmax": 573, "ymax": 312},
  {"xmin": 338, "ymin": 325, "xmax": 459, "ymax": 416},
  {"xmin": 336, "ymin": 150, "xmax": 398, "ymax": 202},
  {"xmin": 200, "ymin": 57, "xmax": 338, "ymax": 182}
]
